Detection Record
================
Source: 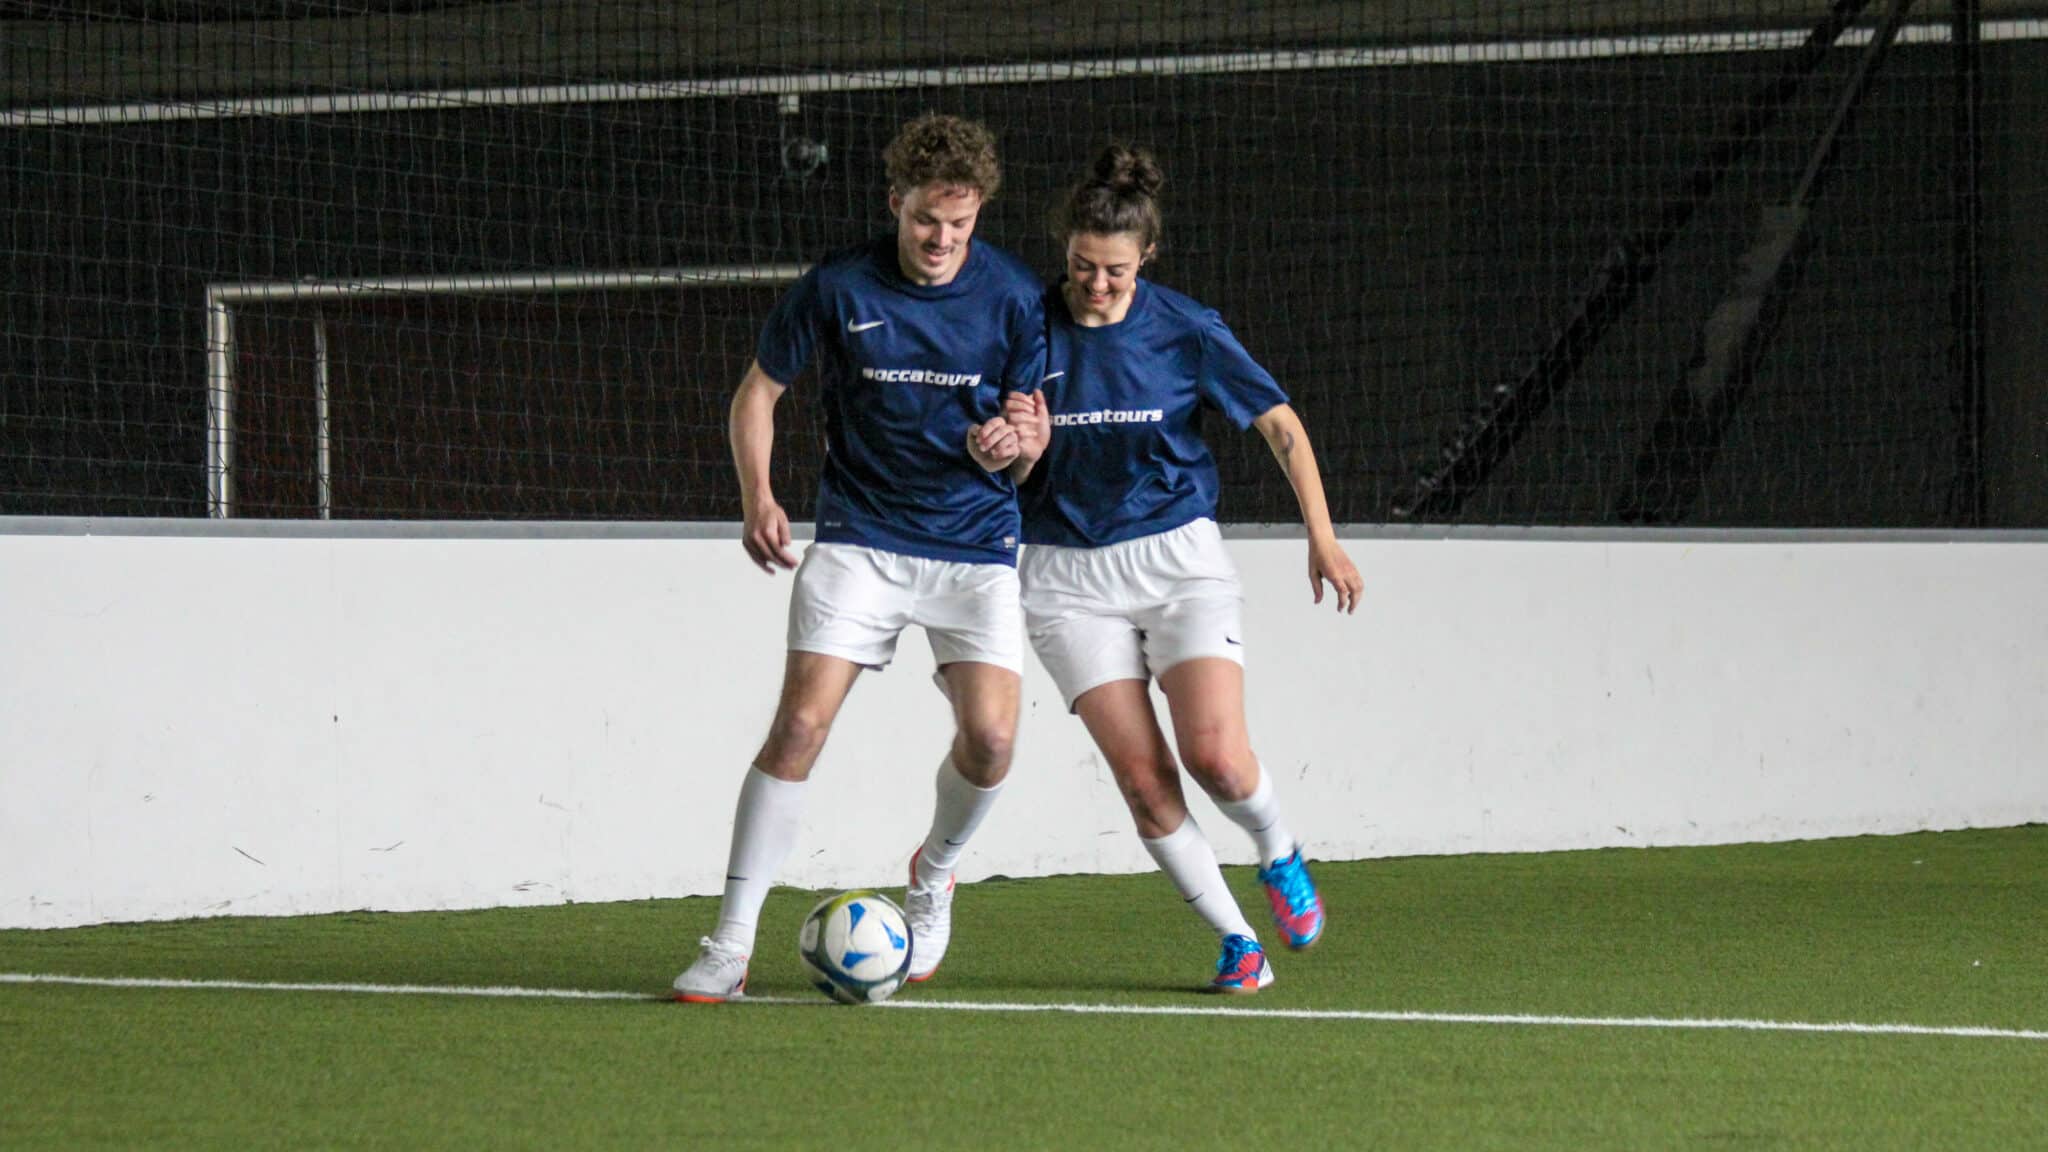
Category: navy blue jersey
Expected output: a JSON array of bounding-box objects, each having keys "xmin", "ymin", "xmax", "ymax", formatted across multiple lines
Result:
[
  {"xmin": 1021, "ymin": 279, "xmax": 1288, "ymax": 548},
  {"xmin": 756, "ymin": 237, "xmax": 1047, "ymax": 564}
]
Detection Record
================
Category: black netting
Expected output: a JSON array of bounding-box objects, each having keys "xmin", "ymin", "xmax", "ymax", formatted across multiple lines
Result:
[{"xmin": 4, "ymin": 3, "xmax": 2043, "ymax": 525}]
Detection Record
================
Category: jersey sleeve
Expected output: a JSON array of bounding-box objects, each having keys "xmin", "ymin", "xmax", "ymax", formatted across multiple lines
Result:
[
  {"xmin": 753, "ymin": 267, "xmax": 826, "ymax": 387},
  {"xmin": 1196, "ymin": 311, "xmax": 1289, "ymax": 429},
  {"xmin": 999, "ymin": 283, "xmax": 1050, "ymax": 394}
]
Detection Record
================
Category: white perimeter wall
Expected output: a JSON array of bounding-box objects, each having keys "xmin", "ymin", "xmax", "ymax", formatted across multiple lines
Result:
[{"xmin": 3, "ymin": 524, "xmax": 2044, "ymax": 930}]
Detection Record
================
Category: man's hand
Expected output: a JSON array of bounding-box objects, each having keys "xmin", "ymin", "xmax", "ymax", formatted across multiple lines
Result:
[
  {"xmin": 967, "ymin": 416, "xmax": 1022, "ymax": 471},
  {"xmin": 1005, "ymin": 390, "xmax": 1050, "ymax": 468},
  {"xmin": 741, "ymin": 493, "xmax": 800, "ymax": 574}
]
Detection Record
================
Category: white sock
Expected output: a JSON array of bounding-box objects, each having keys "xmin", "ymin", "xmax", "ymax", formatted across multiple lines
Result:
[
  {"xmin": 1213, "ymin": 765, "xmax": 1296, "ymax": 866},
  {"xmin": 914, "ymin": 755, "xmax": 1002, "ymax": 886},
  {"xmin": 709, "ymin": 766, "xmax": 808, "ymax": 952},
  {"xmin": 1143, "ymin": 816, "xmax": 1258, "ymax": 941}
]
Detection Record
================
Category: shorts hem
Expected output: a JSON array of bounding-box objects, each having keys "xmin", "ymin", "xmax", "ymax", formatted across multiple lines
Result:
[
  {"xmin": 788, "ymin": 640, "xmax": 891, "ymax": 671},
  {"xmin": 1058, "ymin": 671, "xmax": 1149, "ymax": 714},
  {"xmin": 932, "ymin": 652, "xmax": 1026, "ymax": 677},
  {"xmin": 1149, "ymin": 649, "xmax": 1247, "ymax": 681}
]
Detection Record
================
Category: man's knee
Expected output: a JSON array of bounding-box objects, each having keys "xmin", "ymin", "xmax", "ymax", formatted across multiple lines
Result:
[
  {"xmin": 758, "ymin": 705, "xmax": 835, "ymax": 776},
  {"xmin": 952, "ymin": 721, "xmax": 1015, "ymax": 775}
]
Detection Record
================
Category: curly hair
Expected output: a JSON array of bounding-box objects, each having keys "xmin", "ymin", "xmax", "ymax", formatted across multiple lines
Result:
[
  {"xmin": 883, "ymin": 114, "xmax": 1002, "ymax": 200},
  {"xmin": 1051, "ymin": 143, "xmax": 1165, "ymax": 252}
]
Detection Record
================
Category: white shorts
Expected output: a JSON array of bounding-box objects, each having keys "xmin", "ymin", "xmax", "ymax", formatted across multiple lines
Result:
[
  {"xmin": 1020, "ymin": 518, "xmax": 1245, "ymax": 710},
  {"xmin": 787, "ymin": 543, "xmax": 1024, "ymax": 673}
]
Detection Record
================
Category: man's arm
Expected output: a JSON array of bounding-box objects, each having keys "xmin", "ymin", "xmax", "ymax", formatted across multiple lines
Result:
[{"xmin": 731, "ymin": 360, "xmax": 800, "ymax": 574}]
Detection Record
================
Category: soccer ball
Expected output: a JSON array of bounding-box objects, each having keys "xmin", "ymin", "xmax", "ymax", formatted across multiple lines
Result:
[{"xmin": 798, "ymin": 890, "xmax": 913, "ymax": 1005}]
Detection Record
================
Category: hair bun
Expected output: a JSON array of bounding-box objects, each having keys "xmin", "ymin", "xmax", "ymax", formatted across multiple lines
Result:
[
  {"xmin": 1091, "ymin": 144, "xmax": 1164, "ymax": 199},
  {"xmin": 1052, "ymin": 143, "xmax": 1166, "ymax": 249}
]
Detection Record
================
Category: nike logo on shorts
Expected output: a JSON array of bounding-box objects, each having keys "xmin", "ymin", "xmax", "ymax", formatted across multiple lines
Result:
[
  {"xmin": 1041, "ymin": 371, "xmax": 1066, "ymax": 382},
  {"xmin": 848, "ymin": 319, "xmax": 885, "ymax": 332},
  {"xmin": 1225, "ymin": 637, "xmax": 1242, "ymax": 646}
]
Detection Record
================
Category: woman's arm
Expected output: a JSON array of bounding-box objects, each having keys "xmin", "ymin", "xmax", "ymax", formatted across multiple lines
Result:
[{"xmin": 1251, "ymin": 403, "xmax": 1363, "ymax": 613}]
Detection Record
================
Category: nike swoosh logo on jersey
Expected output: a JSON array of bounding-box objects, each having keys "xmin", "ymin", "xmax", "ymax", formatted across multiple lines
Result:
[
  {"xmin": 848, "ymin": 319, "xmax": 886, "ymax": 332},
  {"xmin": 1225, "ymin": 636, "xmax": 1243, "ymax": 646},
  {"xmin": 1040, "ymin": 371, "xmax": 1066, "ymax": 382}
]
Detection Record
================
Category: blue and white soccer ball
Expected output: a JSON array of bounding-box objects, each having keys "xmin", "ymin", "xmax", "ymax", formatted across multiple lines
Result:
[{"xmin": 798, "ymin": 890, "xmax": 913, "ymax": 1005}]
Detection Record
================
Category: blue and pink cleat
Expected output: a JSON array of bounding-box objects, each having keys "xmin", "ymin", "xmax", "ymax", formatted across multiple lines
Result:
[
  {"xmin": 1257, "ymin": 847, "xmax": 1325, "ymax": 950},
  {"xmin": 1210, "ymin": 933, "xmax": 1274, "ymax": 993}
]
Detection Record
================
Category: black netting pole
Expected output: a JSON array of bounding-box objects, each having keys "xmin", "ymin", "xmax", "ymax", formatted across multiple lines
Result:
[
  {"xmin": 1393, "ymin": 0, "xmax": 1875, "ymax": 522},
  {"xmin": 1949, "ymin": 0, "xmax": 1988, "ymax": 526},
  {"xmin": 1613, "ymin": 0, "xmax": 1918, "ymax": 525}
]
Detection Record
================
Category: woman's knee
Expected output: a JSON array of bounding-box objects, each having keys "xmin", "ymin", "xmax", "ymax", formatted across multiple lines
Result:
[
  {"xmin": 1111, "ymin": 756, "xmax": 1185, "ymax": 826},
  {"xmin": 1179, "ymin": 733, "xmax": 1256, "ymax": 800}
]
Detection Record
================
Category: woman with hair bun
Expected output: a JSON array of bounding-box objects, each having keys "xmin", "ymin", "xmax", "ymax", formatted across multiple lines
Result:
[{"xmin": 1006, "ymin": 144, "xmax": 1363, "ymax": 993}]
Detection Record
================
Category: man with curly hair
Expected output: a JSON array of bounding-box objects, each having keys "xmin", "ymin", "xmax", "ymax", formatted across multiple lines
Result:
[{"xmin": 675, "ymin": 114, "xmax": 1051, "ymax": 1002}]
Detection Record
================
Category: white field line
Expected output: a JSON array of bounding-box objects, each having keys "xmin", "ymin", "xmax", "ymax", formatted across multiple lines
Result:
[
  {"xmin": 5, "ymin": 972, "xmax": 2045, "ymax": 1042},
  {"xmin": 0, "ymin": 972, "xmax": 648, "ymax": 1000},
  {"xmin": 878, "ymin": 997, "xmax": 2048, "ymax": 1041}
]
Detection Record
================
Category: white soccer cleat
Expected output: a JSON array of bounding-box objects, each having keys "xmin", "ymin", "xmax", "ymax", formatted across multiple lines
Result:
[
  {"xmin": 672, "ymin": 936, "xmax": 749, "ymax": 1003},
  {"xmin": 904, "ymin": 848, "xmax": 956, "ymax": 983}
]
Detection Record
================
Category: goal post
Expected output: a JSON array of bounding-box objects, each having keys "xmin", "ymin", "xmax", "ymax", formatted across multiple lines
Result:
[{"xmin": 204, "ymin": 264, "xmax": 805, "ymax": 518}]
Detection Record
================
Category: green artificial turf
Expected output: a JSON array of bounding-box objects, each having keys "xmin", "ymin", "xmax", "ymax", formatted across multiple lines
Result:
[{"xmin": 3, "ymin": 827, "xmax": 2043, "ymax": 1150}]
